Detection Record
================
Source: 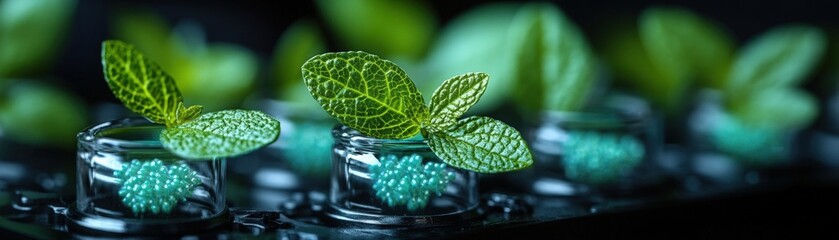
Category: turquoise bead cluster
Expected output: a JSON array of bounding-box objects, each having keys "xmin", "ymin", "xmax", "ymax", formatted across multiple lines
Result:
[
  {"xmin": 369, "ymin": 154, "xmax": 455, "ymax": 211},
  {"xmin": 114, "ymin": 159, "xmax": 201, "ymax": 215},
  {"xmin": 710, "ymin": 115, "xmax": 786, "ymax": 166},
  {"xmin": 561, "ymin": 131, "xmax": 645, "ymax": 185},
  {"xmin": 282, "ymin": 122, "xmax": 333, "ymax": 176}
]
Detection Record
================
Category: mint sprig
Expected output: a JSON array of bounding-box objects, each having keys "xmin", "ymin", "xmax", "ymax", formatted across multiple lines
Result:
[
  {"xmin": 102, "ymin": 40, "xmax": 280, "ymax": 159},
  {"xmin": 303, "ymin": 51, "xmax": 533, "ymax": 173}
]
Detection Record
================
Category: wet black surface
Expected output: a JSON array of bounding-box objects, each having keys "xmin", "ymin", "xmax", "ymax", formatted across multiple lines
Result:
[
  {"xmin": 3, "ymin": 181, "xmax": 838, "ymax": 239},
  {"xmin": 2, "ymin": 145, "xmax": 838, "ymax": 239}
]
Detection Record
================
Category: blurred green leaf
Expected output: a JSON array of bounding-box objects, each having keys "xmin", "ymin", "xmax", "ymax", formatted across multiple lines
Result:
[
  {"xmin": 114, "ymin": 13, "xmax": 257, "ymax": 111},
  {"xmin": 640, "ymin": 7, "xmax": 734, "ymax": 90},
  {"xmin": 729, "ymin": 88, "xmax": 817, "ymax": 129},
  {"xmin": 510, "ymin": 3, "xmax": 596, "ymax": 113},
  {"xmin": 175, "ymin": 43, "xmax": 257, "ymax": 111},
  {"xmin": 112, "ymin": 9, "xmax": 176, "ymax": 69},
  {"xmin": 272, "ymin": 20, "xmax": 326, "ymax": 110},
  {"xmin": 728, "ymin": 25, "xmax": 826, "ymax": 93},
  {"xmin": 0, "ymin": 0, "xmax": 76, "ymax": 77},
  {"xmin": 0, "ymin": 81, "xmax": 86, "ymax": 148},
  {"xmin": 422, "ymin": 3, "xmax": 522, "ymax": 113},
  {"xmin": 316, "ymin": 0, "xmax": 434, "ymax": 59},
  {"xmin": 599, "ymin": 22, "xmax": 685, "ymax": 114}
]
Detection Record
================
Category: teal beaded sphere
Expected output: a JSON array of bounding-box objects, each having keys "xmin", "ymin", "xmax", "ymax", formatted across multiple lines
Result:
[
  {"xmin": 710, "ymin": 115, "xmax": 786, "ymax": 166},
  {"xmin": 369, "ymin": 154, "xmax": 455, "ymax": 211},
  {"xmin": 561, "ymin": 131, "xmax": 645, "ymax": 185},
  {"xmin": 114, "ymin": 159, "xmax": 201, "ymax": 215},
  {"xmin": 282, "ymin": 122, "xmax": 333, "ymax": 176}
]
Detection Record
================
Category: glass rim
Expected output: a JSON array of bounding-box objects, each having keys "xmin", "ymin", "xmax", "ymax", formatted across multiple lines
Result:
[
  {"xmin": 540, "ymin": 110, "xmax": 645, "ymax": 125},
  {"xmin": 331, "ymin": 125, "xmax": 427, "ymax": 146},
  {"xmin": 255, "ymin": 98, "xmax": 334, "ymax": 122},
  {"xmin": 77, "ymin": 117, "xmax": 165, "ymax": 150},
  {"xmin": 539, "ymin": 94, "xmax": 652, "ymax": 127}
]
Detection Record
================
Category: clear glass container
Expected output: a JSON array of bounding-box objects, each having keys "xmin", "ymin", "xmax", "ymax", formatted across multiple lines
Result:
[
  {"xmin": 525, "ymin": 95, "xmax": 664, "ymax": 197},
  {"xmin": 688, "ymin": 91, "xmax": 798, "ymax": 186},
  {"xmin": 233, "ymin": 99, "xmax": 334, "ymax": 209},
  {"xmin": 324, "ymin": 126, "xmax": 481, "ymax": 226},
  {"xmin": 69, "ymin": 118, "xmax": 229, "ymax": 234}
]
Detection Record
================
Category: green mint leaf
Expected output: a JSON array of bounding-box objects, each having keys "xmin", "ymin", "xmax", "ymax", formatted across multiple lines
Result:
[
  {"xmin": 102, "ymin": 40, "xmax": 183, "ymax": 127},
  {"xmin": 640, "ymin": 7, "xmax": 734, "ymax": 90},
  {"xmin": 426, "ymin": 72, "xmax": 488, "ymax": 132},
  {"xmin": 160, "ymin": 109, "xmax": 281, "ymax": 159},
  {"xmin": 510, "ymin": 3, "xmax": 596, "ymax": 112},
  {"xmin": 176, "ymin": 102, "xmax": 203, "ymax": 124},
  {"xmin": 728, "ymin": 25, "xmax": 826, "ymax": 93},
  {"xmin": 427, "ymin": 116, "xmax": 533, "ymax": 173},
  {"xmin": 302, "ymin": 51, "xmax": 428, "ymax": 139}
]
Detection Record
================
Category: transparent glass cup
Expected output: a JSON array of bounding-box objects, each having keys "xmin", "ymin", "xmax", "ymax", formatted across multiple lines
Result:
[
  {"xmin": 234, "ymin": 99, "xmax": 335, "ymax": 209},
  {"xmin": 69, "ymin": 118, "xmax": 228, "ymax": 234},
  {"xmin": 688, "ymin": 91, "xmax": 799, "ymax": 186},
  {"xmin": 525, "ymin": 95, "xmax": 663, "ymax": 197},
  {"xmin": 324, "ymin": 126, "xmax": 481, "ymax": 226}
]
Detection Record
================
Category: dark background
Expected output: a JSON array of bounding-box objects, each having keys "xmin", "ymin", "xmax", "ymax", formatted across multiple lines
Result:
[
  {"xmin": 4, "ymin": 1, "xmax": 838, "ymax": 238},
  {"xmin": 56, "ymin": 0, "xmax": 839, "ymax": 107}
]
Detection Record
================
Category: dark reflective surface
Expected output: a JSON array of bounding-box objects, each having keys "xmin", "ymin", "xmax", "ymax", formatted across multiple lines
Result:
[{"xmin": 2, "ymin": 144, "xmax": 839, "ymax": 239}]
